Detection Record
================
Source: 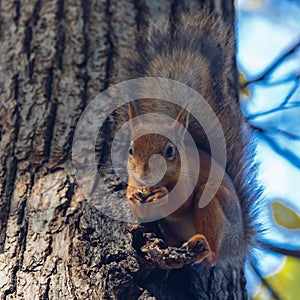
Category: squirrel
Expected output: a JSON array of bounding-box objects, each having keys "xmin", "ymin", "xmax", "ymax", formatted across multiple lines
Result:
[{"xmin": 122, "ymin": 10, "xmax": 260, "ymax": 266}]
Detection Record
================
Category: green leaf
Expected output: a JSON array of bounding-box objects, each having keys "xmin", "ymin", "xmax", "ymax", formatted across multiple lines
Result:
[
  {"xmin": 272, "ymin": 201, "xmax": 300, "ymax": 230},
  {"xmin": 268, "ymin": 257, "xmax": 300, "ymax": 300},
  {"xmin": 239, "ymin": 72, "xmax": 251, "ymax": 98},
  {"xmin": 239, "ymin": 72, "xmax": 247, "ymax": 86},
  {"xmin": 253, "ymin": 257, "xmax": 300, "ymax": 300}
]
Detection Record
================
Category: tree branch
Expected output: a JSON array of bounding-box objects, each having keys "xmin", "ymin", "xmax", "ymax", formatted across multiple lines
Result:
[
  {"xmin": 241, "ymin": 38, "xmax": 300, "ymax": 88},
  {"xmin": 250, "ymin": 123, "xmax": 300, "ymax": 169},
  {"xmin": 260, "ymin": 240, "xmax": 300, "ymax": 258}
]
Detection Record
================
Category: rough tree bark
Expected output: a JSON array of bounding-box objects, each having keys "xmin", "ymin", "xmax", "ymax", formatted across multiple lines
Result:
[{"xmin": 0, "ymin": 0, "xmax": 248, "ymax": 299}]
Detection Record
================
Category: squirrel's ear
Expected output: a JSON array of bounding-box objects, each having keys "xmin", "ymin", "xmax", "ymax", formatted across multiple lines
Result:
[
  {"xmin": 172, "ymin": 106, "xmax": 189, "ymax": 136},
  {"xmin": 128, "ymin": 101, "xmax": 136, "ymax": 119},
  {"xmin": 128, "ymin": 101, "xmax": 139, "ymax": 129}
]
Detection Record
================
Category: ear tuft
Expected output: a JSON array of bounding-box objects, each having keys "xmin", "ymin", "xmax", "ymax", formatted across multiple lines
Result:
[
  {"xmin": 128, "ymin": 101, "xmax": 139, "ymax": 129},
  {"xmin": 171, "ymin": 106, "xmax": 190, "ymax": 142},
  {"xmin": 128, "ymin": 101, "xmax": 137, "ymax": 120},
  {"xmin": 172, "ymin": 106, "xmax": 189, "ymax": 132}
]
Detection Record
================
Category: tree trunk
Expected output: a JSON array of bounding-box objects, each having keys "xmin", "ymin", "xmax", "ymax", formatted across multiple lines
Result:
[{"xmin": 0, "ymin": 0, "xmax": 248, "ymax": 299}]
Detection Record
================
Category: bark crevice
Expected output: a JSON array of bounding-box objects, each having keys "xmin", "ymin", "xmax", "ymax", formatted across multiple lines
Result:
[
  {"xmin": 55, "ymin": 0, "xmax": 65, "ymax": 71},
  {"xmin": 14, "ymin": 0, "xmax": 21, "ymax": 26},
  {"xmin": 0, "ymin": 76, "xmax": 21, "ymax": 253},
  {"xmin": 44, "ymin": 90, "xmax": 57, "ymax": 161}
]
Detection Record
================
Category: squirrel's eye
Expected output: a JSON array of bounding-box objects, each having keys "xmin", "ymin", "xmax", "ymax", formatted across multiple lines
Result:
[
  {"xmin": 128, "ymin": 145, "xmax": 133, "ymax": 156},
  {"xmin": 165, "ymin": 144, "xmax": 175, "ymax": 160}
]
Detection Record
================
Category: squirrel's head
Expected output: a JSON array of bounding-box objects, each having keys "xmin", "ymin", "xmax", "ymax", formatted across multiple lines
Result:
[{"xmin": 127, "ymin": 102, "xmax": 189, "ymax": 191}]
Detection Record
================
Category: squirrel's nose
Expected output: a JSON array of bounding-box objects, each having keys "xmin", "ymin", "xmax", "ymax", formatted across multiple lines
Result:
[{"xmin": 137, "ymin": 164, "xmax": 150, "ymax": 178}]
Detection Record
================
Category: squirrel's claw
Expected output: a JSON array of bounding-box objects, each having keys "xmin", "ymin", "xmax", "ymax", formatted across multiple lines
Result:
[
  {"xmin": 146, "ymin": 187, "xmax": 168, "ymax": 202},
  {"xmin": 128, "ymin": 187, "xmax": 168, "ymax": 204},
  {"xmin": 183, "ymin": 234, "xmax": 216, "ymax": 266},
  {"xmin": 129, "ymin": 193, "xmax": 143, "ymax": 203}
]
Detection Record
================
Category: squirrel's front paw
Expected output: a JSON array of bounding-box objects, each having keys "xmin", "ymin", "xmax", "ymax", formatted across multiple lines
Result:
[
  {"xmin": 128, "ymin": 187, "xmax": 168, "ymax": 204},
  {"xmin": 128, "ymin": 190, "xmax": 144, "ymax": 203},
  {"xmin": 182, "ymin": 234, "xmax": 216, "ymax": 265},
  {"xmin": 146, "ymin": 187, "xmax": 168, "ymax": 202}
]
